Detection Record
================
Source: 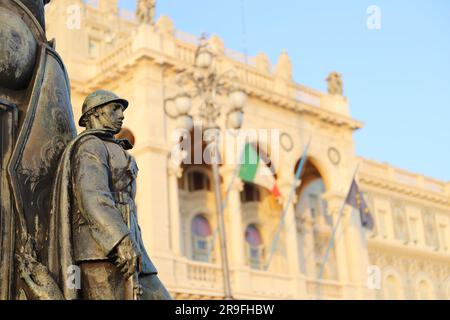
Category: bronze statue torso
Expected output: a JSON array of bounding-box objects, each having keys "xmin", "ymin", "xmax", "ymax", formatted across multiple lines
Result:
[{"xmin": 71, "ymin": 133, "xmax": 156, "ymax": 274}]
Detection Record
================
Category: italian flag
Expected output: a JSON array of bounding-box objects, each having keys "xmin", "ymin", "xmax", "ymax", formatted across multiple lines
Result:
[{"xmin": 239, "ymin": 144, "xmax": 281, "ymax": 197}]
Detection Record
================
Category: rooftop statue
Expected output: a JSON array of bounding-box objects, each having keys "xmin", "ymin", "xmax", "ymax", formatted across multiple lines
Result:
[
  {"xmin": 136, "ymin": 0, "xmax": 156, "ymax": 25},
  {"xmin": 326, "ymin": 71, "xmax": 344, "ymax": 96}
]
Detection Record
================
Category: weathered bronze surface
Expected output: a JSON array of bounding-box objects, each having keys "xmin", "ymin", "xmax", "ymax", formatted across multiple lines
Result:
[
  {"xmin": 0, "ymin": 0, "xmax": 77, "ymax": 300},
  {"xmin": 0, "ymin": 100, "xmax": 18, "ymax": 300},
  {"xmin": 48, "ymin": 90, "xmax": 171, "ymax": 299},
  {"xmin": 0, "ymin": 1, "xmax": 170, "ymax": 300}
]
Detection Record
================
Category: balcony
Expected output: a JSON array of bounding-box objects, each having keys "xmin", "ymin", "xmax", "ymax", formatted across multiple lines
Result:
[
  {"xmin": 306, "ymin": 279, "xmax": 343, "ymax": 299},
  {"xmin": 169, "ymin": 257, "xmax": 344, "ymax": 299},
  {"xmin": 244, "ymin": 269, "xmax": 295, "ymax": 299}
]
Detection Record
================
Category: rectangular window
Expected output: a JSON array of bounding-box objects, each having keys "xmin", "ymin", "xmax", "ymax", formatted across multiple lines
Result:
[
  {"xmin": 192, "ymin": 235, "xmax": 211, "ymax": 263},
  {"xmin": 248, "ymin": 245, "xmax": 263, "ymax": 270},
  {"xmin": 197, "ymin": 239, "xmax": 207, "ymax": 250},
  {"xmin": 188, "ymin": 171, "xmax": 211, "ymax": 192}
]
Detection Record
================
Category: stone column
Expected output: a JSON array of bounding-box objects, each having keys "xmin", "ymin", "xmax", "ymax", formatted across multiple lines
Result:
[
  {"xmin": 323, "ymin": 191, "xmax": 371, "ymax": 299},
  {"xmin": 278, "ymin": 178, "xmax": 305, "ymax": 298},
  {"xmin": 220, "ymin": 165, "xmax": 246, "ymax": 295},
  {"xmin": 167, "ymin": 162, "xmax": 183, "ymax": 256},
  {"xmin": 226, "ymin": 175, "xmax": 245, "ymax": 268},
  {"xmin": 322, "ymin": 192, "xmax": 350, "ymax": 297},
  {"xmin": 128, "ymin": 60, "xmax": 173, "ymax": 283},
  {"xmin": 300, "ymin": 213, "xmax": 316, "ymax": 279},
  {"xmin": 343, "ymin": 205, "xmax": 371, "ymax": 299}
]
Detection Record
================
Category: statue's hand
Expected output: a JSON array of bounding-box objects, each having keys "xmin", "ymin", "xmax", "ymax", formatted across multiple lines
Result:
[{"xmin": 114, "ymin": 236, "xmax": 141, "ymax": 279}]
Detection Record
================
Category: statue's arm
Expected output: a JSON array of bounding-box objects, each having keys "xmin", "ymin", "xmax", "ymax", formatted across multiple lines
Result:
[{"xmin": 73, "ymin": 137, "xmax": 130, "ymax": 256}]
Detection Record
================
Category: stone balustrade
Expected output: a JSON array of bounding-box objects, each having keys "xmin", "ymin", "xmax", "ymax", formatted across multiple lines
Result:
[
  {"xmin": 97, "ymin": 40, "xmax": 133, "ymax": 74},
  {"xmin": 246, "ymin": 269, "xmax": 296, "ymax": 299},
  {"xmin": 306, "ymin": 279, "xmax": 343, "ymax": 299},
  {"xmin": 186, "ymin": 261, "xmax": 222, "ymax": 285},
  {"xmin": 170, "ymin": 257, "xmax": 343, "ymax": 299},
  {"xmin": 359, "ymin": 158, "xmax": 448, "ymax": 197}
]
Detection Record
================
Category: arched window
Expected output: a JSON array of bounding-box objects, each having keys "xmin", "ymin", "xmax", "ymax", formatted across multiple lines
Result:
[
  {"xmin": 295, "ymin": 160, "xmax": 336, "ymax": 278},
  {"xmin": 186, "ymin": 170, "xmax": 211, "ymax": 192},
  {"xmin": 240, "ymin": 183, "xmax": 261, "ymax": 203},
  {"xmin": 297, "ymin": 177, "xmax": 330, "ymax": 224},
  {"xmin": 191, "ymin": 215, "xmax": 212, "ymax": 262},
  {"xmin": 245, "ymin": 224, "xmax": 263, "ymax": 270}
]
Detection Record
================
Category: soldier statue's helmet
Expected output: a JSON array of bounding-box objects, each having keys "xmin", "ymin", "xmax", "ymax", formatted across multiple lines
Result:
[{"xmin": 79, "ymin": 90, "xmax": 129, "ymax": 127}]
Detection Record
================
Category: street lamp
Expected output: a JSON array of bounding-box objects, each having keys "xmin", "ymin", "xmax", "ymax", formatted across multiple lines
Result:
[
  {"xmin": 164, "ymin": 35, "xmax": 247, "ymax": 300},
  {"xmin": 227, "ymin": 87, "xmax": 247, "ymax": 130}
]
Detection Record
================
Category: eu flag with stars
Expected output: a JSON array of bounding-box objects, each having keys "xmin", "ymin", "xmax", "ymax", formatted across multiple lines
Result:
[{"xmin": 345, "ymin": 179, "xmax": 374, "ymax": 230}]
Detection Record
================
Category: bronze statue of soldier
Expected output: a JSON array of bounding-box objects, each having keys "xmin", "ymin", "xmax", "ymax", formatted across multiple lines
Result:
[
  {"xmin": 0, "ymin": 0, "xmax": 170, "ymax": 300},
  {"xmin": 48, "ymin": 90, "xmax": 171, "ymax": 300}
]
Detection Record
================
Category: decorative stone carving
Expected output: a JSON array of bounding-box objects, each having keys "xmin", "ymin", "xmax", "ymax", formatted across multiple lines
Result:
[
  {"xmin": 275, "ymin": 50, "xmax": 293, "ymax": 81},
  {"xmin": 369, "ymin": 249, "xmax": 450, "ymax": 299},
  {"xmin": 254, "ymin": 52, "xmax": 271, "ymax": 73},
  {"xmin": 391, "ymin": 202, "xmax": 409, "ymax": 243},
  {"xmin": 209, "ymin": 35, "xmax": 225, "ymax": 55},
  {"xmin": 326, "ymin": 71, "xmax": 343, "ymax": 96},
  {"xmin": 327, "ymin": 147, "xmax": 341, "ymax": 165},
  {"xmin": 169, "ymin": 143, "xmax": 188, "ymax": 178},
  {"xmin": 422, "ymin": 211, "xmax": 439, "ymax": 248},
  {"xmin": 280, "ymin": 132, "xmax": 294, "ymax": 152},
  {"xmin": 136, "ymin": 0, "xmax": 156, "ymax": 25},
  {"xmin": 156, "ymin": 15, "xmax": 174, "ymax": 35}
]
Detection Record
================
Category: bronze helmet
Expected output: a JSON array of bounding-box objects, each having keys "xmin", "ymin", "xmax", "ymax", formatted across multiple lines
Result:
[{"xmin": 79, "ymin": 90, "xmax": 129, "ymax": 127}]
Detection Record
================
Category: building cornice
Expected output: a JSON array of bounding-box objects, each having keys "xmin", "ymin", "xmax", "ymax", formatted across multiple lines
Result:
[
  {"xmin": 358, "ymin": 158, "xmax": 450, "ymax": 206},
  {"xmin": 359, "ymin": 174, "xmax": 450, "ymax": 206},
  {"xmin": 71, "ymin": 29, "xmax": 364, "ymax": 131},
  {"xmin": 368, "ymin": 238, "xmax": 450, "ymax": 264}
]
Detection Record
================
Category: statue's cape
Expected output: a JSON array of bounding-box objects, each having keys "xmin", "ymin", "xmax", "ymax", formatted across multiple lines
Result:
[
  {"xmin": 47, "ymin": 129, "xmax": 114, "ymax": 300},
  {"xmin": 4, "ymin": 41, "xmax": 77, "ymax": 298}
]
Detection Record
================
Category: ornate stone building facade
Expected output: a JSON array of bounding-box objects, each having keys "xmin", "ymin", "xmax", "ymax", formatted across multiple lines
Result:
[{"xmin": 45, "ymin": 0, "xmax": 450, "ymax": 299}]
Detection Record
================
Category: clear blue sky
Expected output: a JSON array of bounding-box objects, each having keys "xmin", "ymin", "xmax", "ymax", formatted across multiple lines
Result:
[{"xmin": 120, "ymin": 0, "xmax": 450, "ymax": 181}]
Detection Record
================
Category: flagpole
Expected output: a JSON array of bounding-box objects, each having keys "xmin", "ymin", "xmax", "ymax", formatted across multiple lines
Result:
[
  {"xmin": 264, "ymin": 138, "xmax": 312, "ymax": 271},
  {"xmin": 206, "ymin": 145, "xmax": 246, "ymax": 262},
  {"xmin": 316, "ymin": 162, "xmax": 361, "ymax": 300}
]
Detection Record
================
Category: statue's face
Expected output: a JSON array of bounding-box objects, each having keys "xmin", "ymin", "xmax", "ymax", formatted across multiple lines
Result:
[{"xmin": 92, "ymin": 102, "xmax": 125, "ymax": 133}]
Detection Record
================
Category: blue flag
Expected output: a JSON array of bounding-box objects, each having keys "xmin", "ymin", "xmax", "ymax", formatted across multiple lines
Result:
[{"xmin": 345, "ymin": 179, "xmax": 374, "ymax": 230}]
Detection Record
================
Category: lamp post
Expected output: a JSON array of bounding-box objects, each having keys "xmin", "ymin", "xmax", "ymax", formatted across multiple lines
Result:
[{"xmin": 164, "ymin": 35, "xmax": 247, "ymax": 300}]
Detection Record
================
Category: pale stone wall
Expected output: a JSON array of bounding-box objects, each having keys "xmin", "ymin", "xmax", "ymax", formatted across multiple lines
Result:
[{"xmin": 45, "ymin": 0, "xmax": 450, "ymax": 300}]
